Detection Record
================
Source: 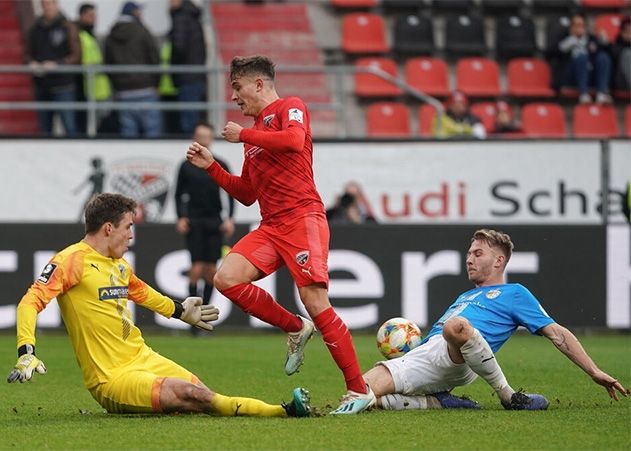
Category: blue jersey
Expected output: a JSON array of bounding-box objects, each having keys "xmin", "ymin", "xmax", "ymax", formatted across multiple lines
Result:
[{"xmin": 422, "ymin": 283, "xmax": 555, "ymax": 353}]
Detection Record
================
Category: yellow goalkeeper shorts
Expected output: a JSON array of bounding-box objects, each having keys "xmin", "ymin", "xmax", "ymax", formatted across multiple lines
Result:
[{"xmin": 89, "ymin": 346, "xmax": 200, "ymax": 414}]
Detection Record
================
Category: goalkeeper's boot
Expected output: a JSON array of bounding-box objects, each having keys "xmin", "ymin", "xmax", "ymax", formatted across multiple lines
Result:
[
  {"xmin": 502, "ymin": 392, "xmax": 549, "ymax": 410},
  {"xmin": 282, "ymin": 387, "xmax": 311, "ymax": 417},
  {"xmin": 330, "ymin": 385, "xmax": 376, "ymax": 415},
  {"xmin": 432, "ymin": 391, "xmax": 481, "ymax": 409},
  {"xmin": 284, "ymin": 316, "xmax": 315, "ymax": 375}
]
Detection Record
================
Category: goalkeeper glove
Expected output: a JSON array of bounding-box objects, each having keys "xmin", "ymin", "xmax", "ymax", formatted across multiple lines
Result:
[
  {"xmin": 7, "ymin": 345, "xmax": 47, "ymax": 383},
  {"xmin": 179, "ymin": 297, "xmax": 220, "ymax": 331}
]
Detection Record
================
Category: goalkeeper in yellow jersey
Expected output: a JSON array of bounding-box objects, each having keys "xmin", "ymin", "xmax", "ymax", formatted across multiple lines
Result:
[{"xmin": 6, "ymin": 193, "xmax": 310, "ymax": 417}]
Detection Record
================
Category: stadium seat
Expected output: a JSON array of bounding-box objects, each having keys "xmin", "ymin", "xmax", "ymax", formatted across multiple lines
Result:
[
  {"xmin": 594, "ymin": 14, "xmax": 624, "ymax": 42},
  {"xmin": 581, "ymin": 0, "xmax": 628, "ymax": 8},
  {"xmin": 455, "ymin": 58, "xmax": 501, "ymax": 97},
  {"xmin": 404, "ymin": 57, "xmax": 450, "ymax": 97},
  {"xmin": 496, "ymin": 15, "xmax": 537, "ymax": 60},
  {"xmin": 480, "ymin": 0, "xmax": 525, "ymax": 12},
  {"xmin": 624, "ymin": 105, "xmax": 631, "ymax": 137},
  {"xmin": 393, "ymin": 14, "xmax": 435, "ymax": 55},
  {"xmin": 354, "ymin": 57, "xmax": 402, "ymax": 97},
  {"xmin": 366, "ymin": 102, "xmax": 411, "ymax": 137},
  {"xmin": 572, "ymin": 104, "xmax": 620, "ymax": 138},
  {"xmin": 507, "ymin": 58, "xmax": 555, "ymax": 98},
  {"xmin": 545, "ymin": 15, "xmax": 571, "ymax": 56},
  {"xmin": 445, "ymin": 14, "xmax": 487, "ymax": 56},
  {"xmin": 330, "ymin": 0, "xmax": 378, "ymax": 7},
  {"xmin": 417, "ymin": 103, "xmax": 440, "ymax": 137},
  {"xmin": 532, "ymin": 0, "xmax": 576, "ymax": 9},
  {"xmin": 433, "ymin": 0, "xmax": 473, "ymax": 10},
  {"xmin": 470, "ymin": 102, "xmax": 506, "ymax": 132},
  {"xmin": 342, "ymin": 13, "xmax": 388, "ymax": 54},
  {"xmin": 521, "ymin": 103, "xmax": 567, "ymax": 137}
]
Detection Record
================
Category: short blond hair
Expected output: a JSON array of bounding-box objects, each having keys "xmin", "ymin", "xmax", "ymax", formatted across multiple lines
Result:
[{"xmin": 472, "ymin": 229, "xmax": 514, "ymax": 262}]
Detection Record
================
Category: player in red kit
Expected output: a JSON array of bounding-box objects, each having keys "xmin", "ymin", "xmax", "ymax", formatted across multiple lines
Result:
[{"xmin": 186, "ymin": 55, "xmax": 375, "ymax": 414}]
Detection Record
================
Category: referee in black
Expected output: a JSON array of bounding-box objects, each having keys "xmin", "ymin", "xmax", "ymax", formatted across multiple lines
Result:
[{"xmin": 175, "ymin": 122, "xmax": 235, "ymax": 333}]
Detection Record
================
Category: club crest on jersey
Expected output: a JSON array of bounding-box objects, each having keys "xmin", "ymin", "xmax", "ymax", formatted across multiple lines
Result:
[
  {"xmin": 486, "ymin": 289, "xmax": 501, "ymax": 299},
  {"xmin": 295, "ymin": 250, "xmax": 310, "ymax": 266},
  {"xmin": 263, "ymin": 114, "xmax": 275, "ymax": 127},
  {"xmin": 118, "ymin": 264, "xmax": 126, "ymax": 278},
  {"xmin": 37, "ymin": 263, "xmax": 57, "ymax": 284},
  {"xmin": 288, "ymin": 108, "xmax": 304, "ymax": 124}
]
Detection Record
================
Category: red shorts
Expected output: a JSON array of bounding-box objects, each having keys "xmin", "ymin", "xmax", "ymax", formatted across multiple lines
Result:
[{"xmin": 231, "ymin": 212, "xmax": 329, "ymax": 288}]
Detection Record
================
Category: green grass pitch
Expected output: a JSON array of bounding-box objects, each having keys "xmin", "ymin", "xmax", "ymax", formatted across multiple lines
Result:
[{"xmin": 1, "ymin": 331, "xmax": 629, "ymax": 450}]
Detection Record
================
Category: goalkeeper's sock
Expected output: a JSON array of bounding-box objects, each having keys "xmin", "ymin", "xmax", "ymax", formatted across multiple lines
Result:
[
  {"xmin": 211, "ymin": 393, "xmax": 286, "ymax": 417},
  {"xmin": 313, "ymin": 307, "xmax": 367, "ymax": 394},
  {"xmin": 188, "ymin": 283, "xmax": 198, "ymax": 298},
  {"xmin": 220, "ymin": 283, "xmax": 302, "ymax": 333},
  {"xmin": 202, "ymin": 281, "xmax": 213, "ymax": 305},
  {"xmin": 379, "ymin": 394, "xmax": 440, "ymax": 410},
  {"xmin": 460, "ymin": 328, "xmax": 514, "ymax": 404}
]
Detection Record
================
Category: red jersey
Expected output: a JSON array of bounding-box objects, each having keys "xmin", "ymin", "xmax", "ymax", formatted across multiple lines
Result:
[{"xmin": 209, "ymin": 97, "xmax": 325, "ymax": 225}]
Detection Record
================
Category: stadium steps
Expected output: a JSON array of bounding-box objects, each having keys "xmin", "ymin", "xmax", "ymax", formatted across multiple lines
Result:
[
  {"xmin": 0, "ymin": 0, "xmax": 38, "ymax": 135},
  {"xmin": 210, "ymin": 3, "xmax": 337, "ymax": 137}
]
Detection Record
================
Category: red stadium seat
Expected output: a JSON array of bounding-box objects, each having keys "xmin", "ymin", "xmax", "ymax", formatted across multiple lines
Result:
[
  {"xmin": 507, "ymin": 58, "xmax": 555, "ymax": 98},
  {"xmin": 456, "ymin": 58, "xmax": 501, "ymax": 97},
  {"xmin": 366, "ymin": 102, "xmax": 411, "ymax": 137},
  {"xmin": 581, "ymin": 0, "xmax": 628, "ymax": 8},
  {"xmin": 624, "ymin": 105, "xmax": 631, "ymax": 137},
  {"xmin": 594, "ymin": 14, "xmax": 624, "ymax": 42},
  {"xmin": 342, "ymin": 13, "xmax": 388, "ymax": 54},
  {"xmin": 404, "ymin": 57, "xmax": 450, "ymax": 97},
  {"xmin": 521, "ymin": 103, "xmax": 567, "ymax": 137},
  {"xmin": 573, "ymin": 104, "xmax": 620, "ymax": 138},
  {"xmin": 354, "ymin": 57, "xmax": 401, "ymax": 97},
  {"xmin": 331, "ymin": 0, "xmax": 378, "ymax": 7},
  {"xmin": 470, "ymin": 102, "xmax": 512, "ymax": 132},
  {"xmin": 417, "ymin": 104, "xmax": 440, "ymax": 137}
]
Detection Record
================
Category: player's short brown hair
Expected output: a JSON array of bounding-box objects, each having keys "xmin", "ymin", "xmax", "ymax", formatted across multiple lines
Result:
[
  {"xmin": 230, "ymin": 55, "xmax": 275, "ymax": 82},
  {"xmin": 84, "ymin": 193, "xmax": 137, "ymax": 234},
  {"xmin": 472, "ymin": 229, "xmax": 514, "ymax": 262}
]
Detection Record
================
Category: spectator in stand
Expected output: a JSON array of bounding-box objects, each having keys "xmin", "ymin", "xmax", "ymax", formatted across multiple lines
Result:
[
  {"xmin": 611, "ymin": 17, "xmax": 631, "ymax": 92},
  {"xmin": 432, "ymin": 91, "xmax": 486, "ymax": 140},
  {"xmin": 105, "ymin": 1, "xmax": 162, "ymax": 137},
  {"xmin": 327, "ymin": 181, "xmax": 376, "ymax": 224},
  {"xmin": 491, "ymin": 101, "xmax": 523, "ymax": 136},
  {"xmin": 558, "ymin": 13, "xmax": 613, "ymax": 105},
  {"xmin": 75, "ymin": 3, "xmax": 111, "ymax": 135},
  {"xmin": 169, "ymin": 0, "xmax": 207, "ymax": 135},
  {"xmin": 26, "ymin": 0, "xmax": 80, "ymax": 137}
]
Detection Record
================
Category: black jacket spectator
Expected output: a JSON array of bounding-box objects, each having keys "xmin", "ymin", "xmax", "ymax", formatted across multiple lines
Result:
[
  {"xmin": 26, "ymin": 13, "xmax": 80, "ymax": 89},
  {"xmin": 104, "ymin": 15, "xmax": 160, "ymax": 91},
  {"xmin": 169, "ymin": 0, "xmax": 206, "ymax": 87}
]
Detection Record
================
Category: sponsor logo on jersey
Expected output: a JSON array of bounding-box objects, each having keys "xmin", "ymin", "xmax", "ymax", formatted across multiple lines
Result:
[
  {"xmin": 263, "ymin": 114, "xmax": 275, "ymax": 127},
  {"xmin": 295, "ymin": 250, "xmax": 310, "ymax": 266},
  {"xmin": 486, "ymin": 289, "xmax": 501, "ymax": 299},
  {"xmin": 288, "ymin": 108, "xmax": 304, "ymax": 124},
  {"xmin": 99, "ymin": 286, "xmax": 129, "ymax": 300},
  {"xmin": 245, "ymin": 146, "xmax": 263, "ymax": 158},
  {"xmin": 37, "ymin": 263, "xmax": 57, "ymax": 284}
]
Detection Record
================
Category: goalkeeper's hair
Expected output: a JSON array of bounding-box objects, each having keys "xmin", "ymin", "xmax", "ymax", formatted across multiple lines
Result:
[
  {"xmin": 471, "ymin": 229, "xmax": 513, "ymax": 263},
  {"xmin": 230, "ymin": 55, "xmax": 275, "ymax": 82},
  {"xmin": 84, "ymin": 193, "xmax": 137, "ymax": 235}
]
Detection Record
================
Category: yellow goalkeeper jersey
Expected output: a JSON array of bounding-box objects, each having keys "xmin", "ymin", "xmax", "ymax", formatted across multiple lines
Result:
[{"xmin": 17, "ymin": 241, "xmax": 177, "ymax": 389}]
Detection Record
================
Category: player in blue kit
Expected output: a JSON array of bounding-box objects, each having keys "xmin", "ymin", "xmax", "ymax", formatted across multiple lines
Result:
[{"xmin": 364, "ymin": 229, "xmax": 628, "ymax": 411}]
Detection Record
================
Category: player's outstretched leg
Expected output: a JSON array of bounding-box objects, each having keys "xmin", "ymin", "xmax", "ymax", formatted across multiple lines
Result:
[
  {"xmin": 379, "ymin": 392, "xmax": 480, "ymax": 410},
  {"xmin": 285, "ymin": 316, "xmax": 315, "ymax": 375},
  {"xmin": 282, "ymin": 387, "xmax": 312, "ymax": 417},
  {"xmin": 502, "ymin": 392, "xmax": 549, "ymax": 410},
  {"xmin": 330, "ymin": 385, "xmax": 376, "ymax": 415}
]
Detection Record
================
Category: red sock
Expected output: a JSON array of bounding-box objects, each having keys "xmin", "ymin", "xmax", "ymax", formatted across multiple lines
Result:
[
  {"xmin": 313, "ymin": 307, "xmax": 367, "ymax": 394},
  {"xmin": 220, "ymin": 283, "xmax": 302, "ymax": 333}
]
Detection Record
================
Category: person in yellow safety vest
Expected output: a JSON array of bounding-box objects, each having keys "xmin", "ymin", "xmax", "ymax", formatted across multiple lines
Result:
[
  {"xmin": 75, "ymin": 3, "xmax": 111, "ymax": 134},
  {"xmin": 159, "ymin": 39, "xmax": 181, "ymax": 135}
]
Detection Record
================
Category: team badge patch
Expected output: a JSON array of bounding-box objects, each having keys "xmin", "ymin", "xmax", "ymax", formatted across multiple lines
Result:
[
  {"xmin": 295, "ymin": 250, "xmax": 310, "ymax": 266},
  {"xmin": 288, "ymin": 108, "xmax": 304, "ymax": 124},
  {"xmin": 486, "ymin": 289, "xmax": 501, "ymax": 299},
  {"xmin": 37, "ymin": 263, "xmax": 57, "ymax": 284},
  {"xmin": 263, "ymin": 114, "xmax": 275, "ymax": 127}
]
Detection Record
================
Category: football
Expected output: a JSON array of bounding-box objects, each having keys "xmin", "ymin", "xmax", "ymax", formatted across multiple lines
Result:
[{"xmin": 376, "ymin": 317, "xmax": 422, "ymax": 359}]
